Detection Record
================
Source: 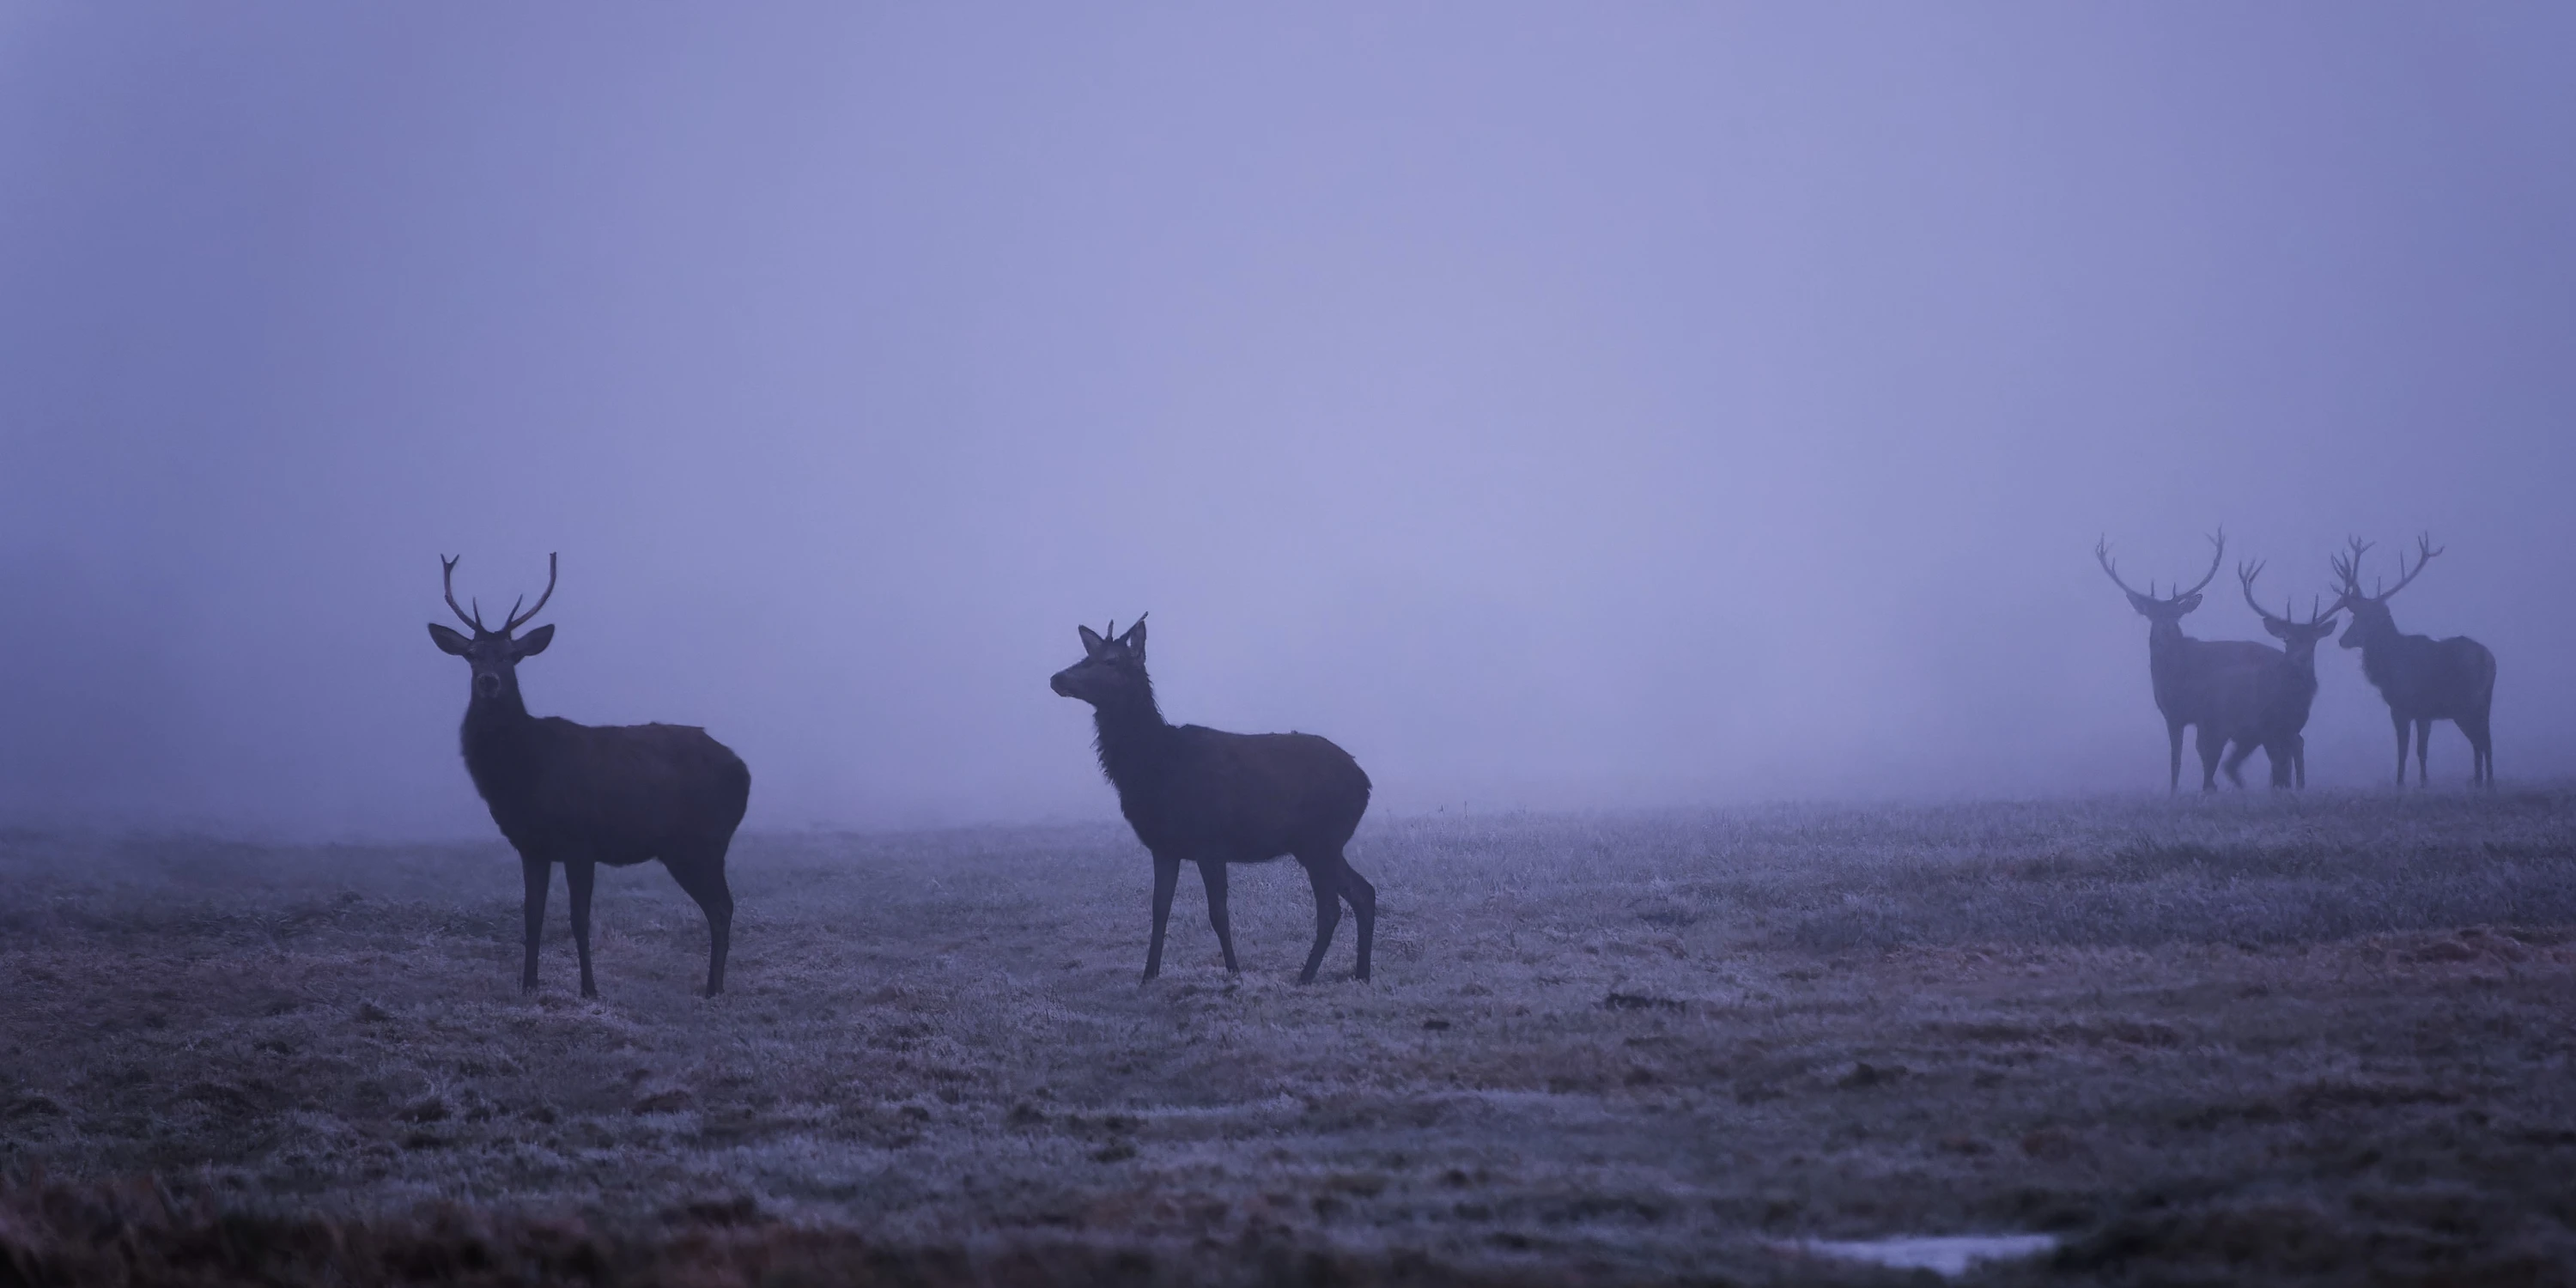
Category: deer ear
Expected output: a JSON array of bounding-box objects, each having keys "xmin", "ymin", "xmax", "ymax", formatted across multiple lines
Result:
[
  {"xmin": 429, "ymin": 623, "xmax": 472, "ymax": 655},
  {"xmin": 511, "ymin": 623, "xmax": 555, "ymax": 659},
  {"xmin": 1120, "ymin": 617, "xmax": 1145, "ymax": 660},
  {"xmin": 2263, "ymin": 618, "xmax": 2290, "ymax": 640},
  {"xmin": 2175, "ymin": 592, "xmax": 2203, "ymax": 613},
  {"xmin": 1078, "ymin": 624, "xmax": 1106, "ymax": 654}
]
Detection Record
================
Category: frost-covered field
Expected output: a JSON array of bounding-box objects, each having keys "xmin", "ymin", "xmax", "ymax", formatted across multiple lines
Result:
[{"xmin": 5, "ymin": 791, "xmax": 2576, "ymax": 1285}]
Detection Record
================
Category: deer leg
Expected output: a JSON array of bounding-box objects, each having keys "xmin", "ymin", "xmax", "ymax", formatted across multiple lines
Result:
[
  {"xmin": 2415, "ymin": 720, "xmax": 2433, "ymax": 787},
  {"xmin": 2221, "ymin": 738, "xmax": 2254, "ymax": 789},
  {"xmin": 519, "ymin": 855, "xmax": 550, "ymax": 993},
  {"xmin": 2293, "ymin": 734, "xmax": 2306, "ymax": 790},
  {"xmin": 1337, "ymin": 854, "xmax": 1376, "ymax": 982},
  {"xmin": 1143, "ymin": 851, "xmax": 1181, "ymax": 981},
  {"xmin": 2195, "ymin": 727, "xmax": 2225, "ymax": 793},
  {"xmin": 565, "ymin": 857, "xmax": 599, "ymax": 999},
  {"xmin": 2391, "ymin": 713, "xmax": 2410, "ymax": 787},
  {"xmin": 1198, "ymin": 859, "xmax": 1239, "ymax": 973},
  {"xmin": 1295, "ymin": 858, "xmax": 1343, "ymax": 985},
  {"xmin": 2464, "ymin": 715, "xmax": 2493, "ymax": 787},
  {"xmin": 2166, "ymin": 720, "xmax": 2186, "ymax": 793},
  {"xmin": 666, "ymin": 849, "xmax": 735, "ymax": 998}
]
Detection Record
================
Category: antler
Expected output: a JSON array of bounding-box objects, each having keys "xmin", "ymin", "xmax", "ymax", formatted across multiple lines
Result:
[
  {"xmin": 501, "ymin": 552, "xmax": 558, "ymax": 635},
  {"xmin": 2379, "ymin": 532, "xmax": 2442, "ymax": 601},
  {"xmin": 2237, "ymin": 560, "xmax": 2284, "ymax": 626},
  {"xmin": 2328, "ymin": 537, "xmax": 2372, "ymax": 605},
  {"xmin": 2099, "ymin": 530, "xmax": 2222, "ymax": 602},
  {"xmin": 2177, "ymin": 528, "xmax": 2225, "ymax": 598},
  {"xmin": 2094, "ymin": 538, "xmax": 2149, "ymax": 598},
  {"xmin": 2330, "ymin": 533, "xmax": 2442, "ymax": 605},
  {"xmin": 440, "ymin": 555, "xmax": 486, "ymax": 632}
]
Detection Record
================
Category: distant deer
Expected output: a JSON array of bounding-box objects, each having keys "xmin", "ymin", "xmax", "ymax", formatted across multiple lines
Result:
[
  {"xmin": 2096, "ymin": 531, "xmax": 2281, "ymax": 792},
  {"xmin": 2230, "ymin": 561, "xmax": 2338, "ymax": 788},
  {"xmin": 428, "ymin": 555, "xmax": 751, "ymax": 997},
  {"xmin": 1050, "ymin": 617, "xmax": 1377, "ymax": 983},
  {"xmin": 2327, "ymin": 535, "xmax": 2497, "ymax": 787}
]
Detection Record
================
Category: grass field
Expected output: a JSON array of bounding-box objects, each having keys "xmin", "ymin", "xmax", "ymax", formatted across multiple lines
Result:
[{"xmin": 5, "ymin": 790, "xmax": 2576, "ymax": 1285}]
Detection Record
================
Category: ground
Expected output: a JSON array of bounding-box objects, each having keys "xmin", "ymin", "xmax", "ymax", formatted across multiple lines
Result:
[{"xmin": 4, "ymin": 790, "xmax": 2575, "ymax": 1285}]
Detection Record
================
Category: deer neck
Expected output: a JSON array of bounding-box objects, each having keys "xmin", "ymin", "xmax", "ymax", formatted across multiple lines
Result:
[
  {"xmin": 459, "ymin": 687, "xmax": 538, "ymax": 776},
  {"xmin": 2348, "ymin": 607, "xmax": 2404, "ymax": 686},
  {"xmin": 2144, "ymin": 618, "xmax": 2192, "ymax": 681},
  {"xmin": 1090, "ymin": 680, "xmax": 1174, "ymax": 793}
]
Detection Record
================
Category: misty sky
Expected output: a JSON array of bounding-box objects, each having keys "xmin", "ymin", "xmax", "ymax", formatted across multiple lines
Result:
[{"xmin": 3, "ymin": 5, "xmax": 2572, "ymax": 837}]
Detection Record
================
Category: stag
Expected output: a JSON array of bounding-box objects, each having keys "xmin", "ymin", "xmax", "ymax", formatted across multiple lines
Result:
[
  {"xmin": 2229, "ymin": 561, "xmax": 2338, "ymax": 788},
  {"xmin": 1050, "ymin": 617, "xmax": 1377, "ymax": 984},
  {"xmin": 2327, "ymin": 535, "xmax": 2496, "ymax": 787},
  {"xmin": 428, "ymin": 555, "xmax": 751, "ymax": 997},
  {"xmin": 2096, "ymin": 531, "xmax": 2282, "ymax": 791}
]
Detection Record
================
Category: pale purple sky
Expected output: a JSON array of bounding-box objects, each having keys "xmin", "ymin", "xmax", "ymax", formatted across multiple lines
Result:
[{"xmin": 3, "ymin": 5, "xmax": 2571, "ymax": 835}]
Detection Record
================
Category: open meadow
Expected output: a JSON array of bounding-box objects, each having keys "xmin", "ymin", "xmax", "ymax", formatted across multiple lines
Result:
[{"xmin": 5, "ymin": 790, "xmax": 2576, "ymax": 1285}]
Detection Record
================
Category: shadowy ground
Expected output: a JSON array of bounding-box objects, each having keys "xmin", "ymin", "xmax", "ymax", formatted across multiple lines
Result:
[{"xmin": 4, "ymin": 789, "xmax": 2574, "ymax": 1284}]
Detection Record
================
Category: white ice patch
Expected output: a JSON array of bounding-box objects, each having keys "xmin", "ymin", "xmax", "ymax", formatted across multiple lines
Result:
[{"xmin": 1786, "ymin": 1234, "xmax": 2058, "ymax": 1277}]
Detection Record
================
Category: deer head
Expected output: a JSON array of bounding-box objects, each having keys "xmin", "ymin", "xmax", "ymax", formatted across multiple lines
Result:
[
  {"xmin": 427, "ymin": 553, "xmax": 558, "ymax": 705},
  {"xmin": 2096, "ymin": 531, "xmax": 2225, "ymax": 628},
  {"xmin": 1049, "ymin": 616, "xmax": 1148, "ymax": 708},
  {"xmin": 2326, "ymin": 534, "xmax": 2439, "ymax": 651},
  {"xmin": 2238, "ymin": 561, "xmax": 2336, "ymax": 660}
]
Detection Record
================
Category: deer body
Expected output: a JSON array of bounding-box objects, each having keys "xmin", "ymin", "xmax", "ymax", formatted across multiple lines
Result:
[
  {"xmin": 2099, "ymin": 532, "xmax": 2281, "ymax": 792},
  {"xmin": 2244, "ymin": 653, "xmax": 2319, "ymax": 789},
  {"xmin": 2148, "ymin": 629, "xmax": 2281, "ymax": 790},
  {"xmin": 2227, "ymin": 562, "xmax": 2340, "ymax": 789},
  {"xmin": 1054, "ymin": 618, "xmax": 1377, "ymax": 984},
  {"xmin": 430, "ymin": 555, "xmax": 750, "ymax": 997},
  {"xmin": 2330, "ymin": 536, "xmax": 2496, "ymax": 788}
]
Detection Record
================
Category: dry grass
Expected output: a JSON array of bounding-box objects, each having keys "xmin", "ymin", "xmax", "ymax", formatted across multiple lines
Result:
[{"xmin": 4, "ymin": 789, "xmax": 2576, "ymax": 1285}]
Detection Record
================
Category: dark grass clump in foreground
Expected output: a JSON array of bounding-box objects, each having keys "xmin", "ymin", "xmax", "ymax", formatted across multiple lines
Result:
[{"xmin": 3, "ymin": 789, "xmax": 2575, "ymax": 1285}]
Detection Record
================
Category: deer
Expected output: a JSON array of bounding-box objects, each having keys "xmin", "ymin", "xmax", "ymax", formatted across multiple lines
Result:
[
  {"xmin": 1049, "ymin": 617, "xmax": 1377, "ymax": 984},
  {"xmin": 2096, "ymin": 531, "xmax": 2283, "ymax": 792},
  {"xmin": 2326, "ymin": 535, "xmax": 2497, "ymax": 788},
  {"xmin": 2229, "ymin": 561, "xmax": 2339, "ymax": 789},
  {"xmin": 428, "ymin": 554, "xmax": 751, "ymax": 998}
]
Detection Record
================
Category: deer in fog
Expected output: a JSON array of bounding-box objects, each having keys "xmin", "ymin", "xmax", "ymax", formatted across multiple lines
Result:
[
  {"xmin": 2096, "ymin": 531, "xmax": 2282, "ymax": 792},
  {"xmin": 1050, "ymin": 617, "xmax": 1377, "ymax": 984},
  {"xmin": 2327, "ymin": 535, "xmax": 2497, "ymax": 788},
  {"xmin": 2230, "ymin": 561, "xmax": 2339, "ymax": 789},
  {"xmin": 428, "ymin": 555, "xmax": 751, "ymax": 998}
]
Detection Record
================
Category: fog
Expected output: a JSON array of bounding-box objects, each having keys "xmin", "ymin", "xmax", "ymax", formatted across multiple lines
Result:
[{"xmin": 3, "ymin": 6, "xmax": 2571, "ymax": 838}]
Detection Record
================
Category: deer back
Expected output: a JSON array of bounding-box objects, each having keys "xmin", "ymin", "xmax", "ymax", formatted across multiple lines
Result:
[
  {"xmin": 2361, "ymin": 632, "xmax": 2497, "ymax": 720},
  {"xmin": 474, "ymin": 717, "xmax": 750, "ymax": 860},
  {"xmin": 1121, "ymin": 726, "xmax": 1370, "ymax": 860},
  {"xmin": 2154, "ymin": 637, "xmax": 2278, "ymax": 732}
]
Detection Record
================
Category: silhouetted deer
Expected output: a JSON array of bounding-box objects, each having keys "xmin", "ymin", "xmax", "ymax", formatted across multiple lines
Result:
[
  {"xmin": 2096, "ymin": 532, "xmax": 2281, "ymax": 792},
  {"xmin": 2231, "ymin": 561, "xmax": 2338, "ymax": 789},
  {"xmin": 2327, "ymin": 535, "xmax": 2497, "ymax": 787},
  {"xmin": 428, "ymin": 555, "xmax": 751, "ymax": 997},
  {"xmin": 1050, "ymin": 617, "xmax": 1376, "ymax": 984}
]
